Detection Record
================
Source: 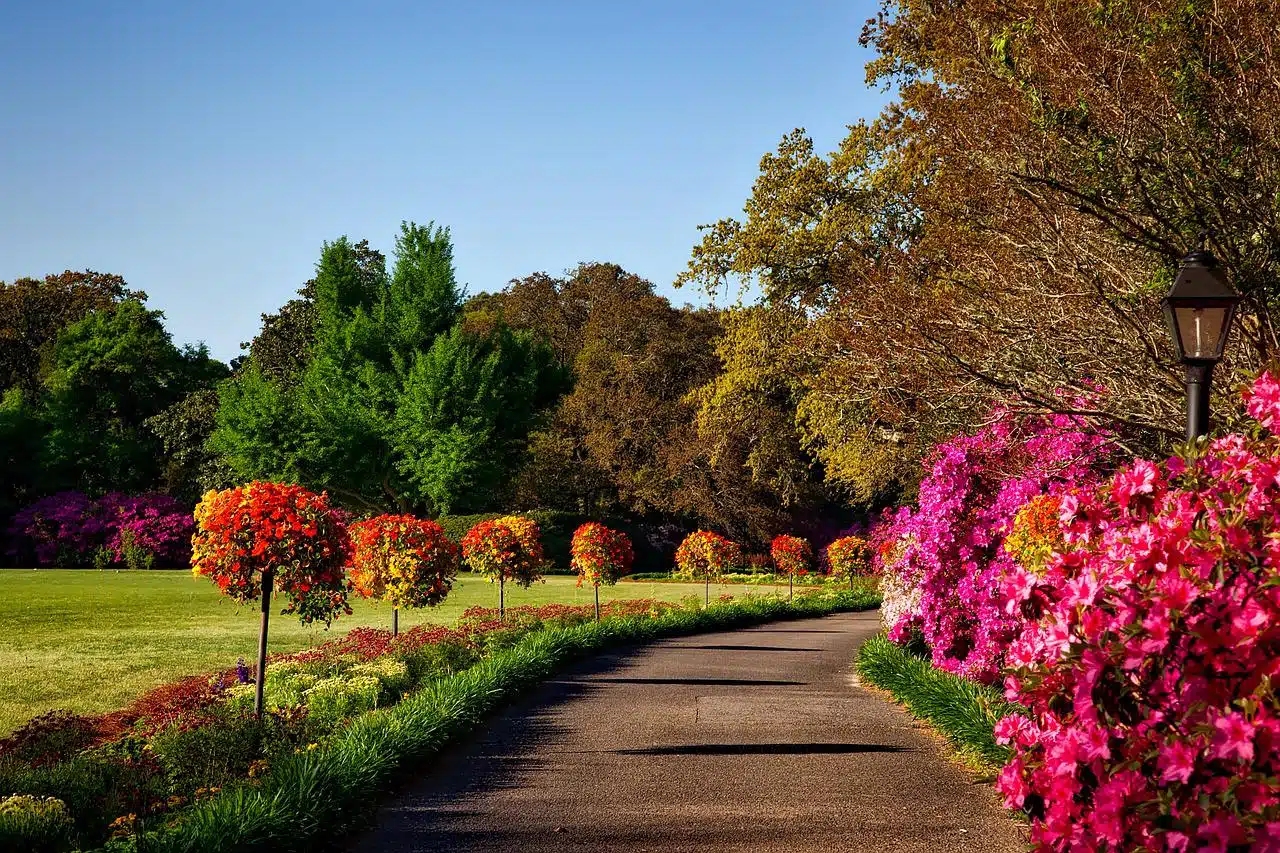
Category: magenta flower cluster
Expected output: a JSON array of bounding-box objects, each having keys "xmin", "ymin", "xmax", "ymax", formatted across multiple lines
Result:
[
  {"xmin": 6, "ymin": 491, "xmax": 194, "ymax": 568},
  {"xmin": 992, "ymin": 373, "xmax": 1280, "ymax": 851},
  {"xmin": 872, "ymin": 406, "xmax": 1116, "ymax": 682}
]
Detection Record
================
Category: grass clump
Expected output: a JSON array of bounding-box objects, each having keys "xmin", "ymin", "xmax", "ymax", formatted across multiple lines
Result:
[{"xmin": 855, "ymin": 633, "xmax": 1020, "ymax": 773}]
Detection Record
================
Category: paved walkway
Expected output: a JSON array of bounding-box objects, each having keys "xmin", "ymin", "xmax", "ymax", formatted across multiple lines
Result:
[{"xmin": 352, "ymin": 610, "xmax": 1025, "ymax": 852}]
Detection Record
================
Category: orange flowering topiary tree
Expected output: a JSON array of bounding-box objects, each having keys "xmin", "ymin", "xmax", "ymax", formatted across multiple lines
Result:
[
  {"xmin": 770, "ymin": 534, "xmax": 812, "ymax": 600},
  {"xmin": 675, "ymin": 530, "xmax": 742, "ymax": 606},
  {"xmin": 348, "ymin": 514, "xmax": 459, "ymax": 636},
  {"xmin": 826, "ymin": 535, "xmax": 874, "ymax": 589},
  {"xmin": 191, "ymin": 482, "xmax": 352, "ymax": 715},
  {"xmin": 460, "ymin": 515, "xmax": 544, "ymax": 619},
  {"xmin": 570, "ymin": 522, "xmax": 635, "ymax": 621}
]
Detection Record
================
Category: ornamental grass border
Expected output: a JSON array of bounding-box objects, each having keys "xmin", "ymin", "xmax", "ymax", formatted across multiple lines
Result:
[{"xmin": 854, "ymin": 633, "xmax": 1023, "ymax": 774}]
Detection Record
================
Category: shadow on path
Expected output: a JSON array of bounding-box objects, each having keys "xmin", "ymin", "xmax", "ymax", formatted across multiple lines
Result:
[
  {"xmin": 350, "ymin": 611, "xmax": 1026, "ymax": 853},
  {"xmin": 613, "ymin": 742, "xmax": 914, "ymax": 756},
  {"xmin": 674, "ymin": 644, "xmax": 824, "ymax": 652},
  {"xmin": 587, "ymin": 676, "xmax": 804, "ymax": 686}
]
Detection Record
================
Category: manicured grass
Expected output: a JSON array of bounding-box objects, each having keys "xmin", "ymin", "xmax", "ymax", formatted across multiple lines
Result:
[
  {"xmin": 0, "ymin": 569, "xmax": 760, "ymax": 734},
  {"xmin": 855, "ymin": 634, "xmax": 1021, "ymax": 773}
]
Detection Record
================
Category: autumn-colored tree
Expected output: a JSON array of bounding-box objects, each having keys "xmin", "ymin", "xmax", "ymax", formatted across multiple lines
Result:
[
  {"xmin": 487, "ymin": 263, "xmax": 811, "ymax": 541},
  {"xmin": 490, "ymin": 264, "xmax": 720, "ymax": 514},
  {"xmin": 460, "ymin": 515, "xmax": 545, "ymax": 618},
  {"xmin": 826, "ymin": 535, "xmax": 873, "ymax": 589},
  {"xmin": 674, "ymin": 530, "xmax": 743, "ymax": 605},
  {"xmin": 682, "ymin": 2, "xmax": 1280, "ymax": 479},
  {"xmin": 769, "ymin": 534, "xmax": 812, "ymax": 600},
  {"xmin": 0, "ymin": 270, "xmax": 142, "ymax": 397}
]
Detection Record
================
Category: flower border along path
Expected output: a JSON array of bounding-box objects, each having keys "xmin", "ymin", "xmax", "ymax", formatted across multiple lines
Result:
[{"xmin": 109, "ymin": 590, "xmax": 877, "ymax": 853}]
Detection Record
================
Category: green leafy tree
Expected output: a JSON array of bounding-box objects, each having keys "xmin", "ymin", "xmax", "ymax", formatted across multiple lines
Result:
[
  {"xmin": 214, "ymin": 222, "xmax": 564, "ymax": 515},
  {"xmin": 393, "ymin": 324, "xmax": 565, "ymax": 514},
  {"xmin": 0, "ymin": 270, "xmax": 142, "ymax": 396},
  {"xmin": 0, "ymin": 389, "xmax": 43, "ymax": 522},
  {"xmin": 209, "ymin": 364, "xmax": 304, "ymax": 485},
  {"xmin": 241, "ymin": 239, "xmax": 386, "ymax": 385},
  {"xmin": 146, "ymin": 389, "xmax": 236, "ymax": 504},
  {"xmin": 39, "ymin": 300, "xmax": 228, "ymax": 494}
]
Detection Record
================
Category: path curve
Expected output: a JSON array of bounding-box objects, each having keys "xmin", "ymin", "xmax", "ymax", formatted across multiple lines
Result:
[{"xmin": 352, "ymin": 610, "xmax": 1025, "ymax": 852}]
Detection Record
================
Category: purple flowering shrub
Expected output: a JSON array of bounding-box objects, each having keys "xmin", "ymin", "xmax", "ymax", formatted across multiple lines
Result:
[
  {"xmin": 873, "ymin": 406, "xmax": 1117, "ymax": 683},
  {"xmin": 993, "ymin": 373, "xmax": 1280, "ymax": 851},
  {"xmin": 6, "ymin": 491, "xmax": 194, "ymax": 568}
]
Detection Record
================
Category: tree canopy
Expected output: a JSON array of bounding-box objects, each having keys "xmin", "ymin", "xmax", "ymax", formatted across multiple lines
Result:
[{"xmin": 212, "ymin": 222, "xmax": 565, "ymax": 516}]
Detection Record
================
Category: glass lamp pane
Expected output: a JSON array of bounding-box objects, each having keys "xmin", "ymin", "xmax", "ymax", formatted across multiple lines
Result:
[{"xmin": 1174, "ymin": 306, "xmax": 1227, "ymax": 359}]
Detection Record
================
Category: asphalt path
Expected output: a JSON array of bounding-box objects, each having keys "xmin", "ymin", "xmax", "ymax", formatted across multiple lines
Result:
[{"xmin": 351, "ymin": 609, "xmax": 1025, "ymax": 852}]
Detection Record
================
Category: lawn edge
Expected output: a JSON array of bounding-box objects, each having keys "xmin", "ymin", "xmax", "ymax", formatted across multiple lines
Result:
[{"xmin": 107, "ymin": 590, "xmax": 879, "ymax": 853}]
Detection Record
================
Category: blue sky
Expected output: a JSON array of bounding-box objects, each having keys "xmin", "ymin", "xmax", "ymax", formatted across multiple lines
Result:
[{"xmin": 0, "ymin": 1, "xmax": 891, "ymax": 361}]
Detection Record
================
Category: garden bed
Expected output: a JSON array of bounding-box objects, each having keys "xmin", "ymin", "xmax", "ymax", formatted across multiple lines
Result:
[{"xmin": 1, "ymin": 588, "xmax": 878, "ymax": 852}]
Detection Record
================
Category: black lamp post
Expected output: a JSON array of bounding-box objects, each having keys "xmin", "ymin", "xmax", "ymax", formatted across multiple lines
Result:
[{"xmin": 1161, "ymin": 245, "xmax": 1241, "ymax": 440}]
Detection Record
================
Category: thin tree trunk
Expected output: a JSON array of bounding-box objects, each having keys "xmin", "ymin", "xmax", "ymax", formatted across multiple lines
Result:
[
  {"xmin": 594, "ymin": 585, "xmax": 600, "ymax": 623},
  {"xmin": 500, "ymin": 575, "xmax": 505, "ymax": 621},
  {"xmin": 392, "ymin": 607, "xmax": 399, "ymax": 637},
  {"xmin": 255, "ymin": 570, "xmax": 274, "ymax": 718}
]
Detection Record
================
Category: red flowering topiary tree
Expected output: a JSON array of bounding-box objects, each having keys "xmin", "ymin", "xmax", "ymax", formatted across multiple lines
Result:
[
  {"xmin": 570, "ymin": 522, "xmax": 635, "ymax": 621},
  {"xmin": 191, "ymin": 482, "xmax": 352, "ymax": 715},
  {"xmin": 460, "ymin": 515, "xmax": 544, "ymax": 619},
  {"xmin": 770, "ymin": 534, "xmax": 812, "ymax": 600},
  {"xmin": 993, "ymin": 372, "xmax": 1280, "ymax": 850},
  {"xmin": 348, "ymin": 514, "xmax": 459, "ymax": 636},
  {"xmin": 675, "ymin": 530, "xmax": 742, "ymax": 606},
  {"xmin": 826, "ymin": 535, "xmax": 874, "ymax": 589}
]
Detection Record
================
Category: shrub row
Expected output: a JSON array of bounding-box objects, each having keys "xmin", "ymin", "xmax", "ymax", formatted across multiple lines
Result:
[
  {"xmin": 436, "ymin": 510, "xmax": 674, "ymax": 573},
  {"xmin": 866, "ymin": 373, "xmax": 1280, "ymax": 849}
]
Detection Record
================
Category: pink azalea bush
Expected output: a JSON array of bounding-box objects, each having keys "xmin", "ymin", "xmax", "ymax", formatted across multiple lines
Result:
[
  {"xmin": 995, "ymin": 373, "xmax": 1280, "ymax": 851},
  {"xmin": 873, "ymin": 407, "xmax": 1117, "ymax": 682},
  {"xmin": 6, "ymin": 491, "xmax": 194, "ymax": 568}
]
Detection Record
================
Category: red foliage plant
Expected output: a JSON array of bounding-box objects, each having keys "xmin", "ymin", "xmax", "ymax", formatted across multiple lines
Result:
[
  {"xmin": 770, "ymin": 534, "xmax": 813, "ymax": 577},
  {"xmin": 826, "ymin": 535, "xmax": 875, "ymax": 580},
  {"xmin": 570, "ymin": 522, "xmax": 635, "ymax": 587},
  {"xmin": 348, "ymin": 514, "xmax": 458, "ymax": 609},
  {"xmin": 674, "ymin": 531, "xmax": 742, "ymax": 581},
  {"xmin": 191, "ymin": 482, "xmax": 353, "ymax": 625},
  {"xmin": 460, "ymin": 516, "xmax": 545, "ymax": 588}
]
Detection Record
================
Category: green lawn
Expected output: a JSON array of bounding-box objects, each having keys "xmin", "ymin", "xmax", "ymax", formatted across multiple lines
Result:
[{"xmin": 0, "ymin": 569, "xmax": 783, "ymax": 734}]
